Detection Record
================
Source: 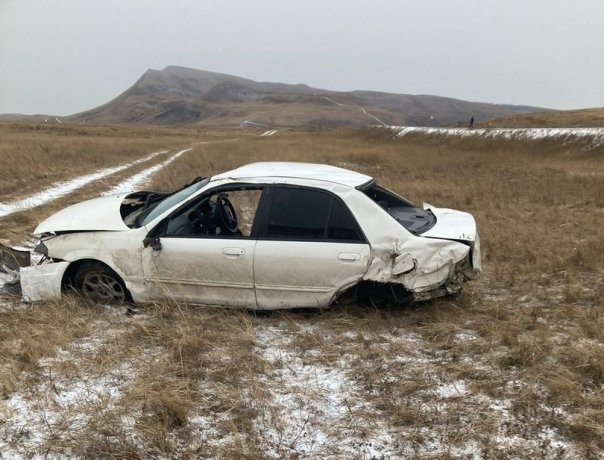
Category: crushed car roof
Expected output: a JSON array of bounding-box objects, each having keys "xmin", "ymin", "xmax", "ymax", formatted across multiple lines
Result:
[{"xmin": 211, "ymin": 162, "xmax": 373, "ymax": 188}]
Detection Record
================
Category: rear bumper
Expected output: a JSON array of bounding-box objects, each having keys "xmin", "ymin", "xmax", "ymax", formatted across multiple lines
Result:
[{"xmin": 412, "ymin": 249, "xmax": 479, "ymax": 302}]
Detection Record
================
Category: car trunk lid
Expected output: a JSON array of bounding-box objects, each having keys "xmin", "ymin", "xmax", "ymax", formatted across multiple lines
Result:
[
  {"xmin": 420, "ymin": 204, "xmax": 477, "ymax": 243},
  {"xmin": 420, "ymin": 204, "xmax": 481, "ymax": 271}
]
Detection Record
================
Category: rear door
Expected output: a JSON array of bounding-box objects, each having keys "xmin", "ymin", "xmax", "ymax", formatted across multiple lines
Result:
[{"xmin": 253, "ymin": 186, "xmax": 370, "ymax": 309}]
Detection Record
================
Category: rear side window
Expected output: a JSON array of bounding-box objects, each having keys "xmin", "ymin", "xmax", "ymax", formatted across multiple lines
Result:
[
  {"xmin": 363, "ymin": 184, "xmax": 436, "ymax": 235},
  {"xmin": 261, "ymin": 187, "xmax": 364, "ymax": 242},
  {"xmin": 363, "ymin": 185, "xmax": 414, "ymax": 209},
  {"xmin": 327, "ymin": 199, "xmax": 363, "ymax": 241}
]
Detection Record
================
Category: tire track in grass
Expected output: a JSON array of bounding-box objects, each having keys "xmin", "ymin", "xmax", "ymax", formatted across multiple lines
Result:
[
  {"xmin": 0, "ymin": 143, "xmax": 194, "ymax": 293},
  {"xmin": 0, "ymin": 150, "xmax": 168, "ymax": 219},
  {"xmin": 104, "ymin": 147, "xmax": 192, "ymax": 195}
]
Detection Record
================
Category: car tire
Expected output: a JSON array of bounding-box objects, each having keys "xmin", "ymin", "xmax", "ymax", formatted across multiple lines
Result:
[{"xmin": 73, "ymin": 262, "xmax": 129, "ymax": 305}]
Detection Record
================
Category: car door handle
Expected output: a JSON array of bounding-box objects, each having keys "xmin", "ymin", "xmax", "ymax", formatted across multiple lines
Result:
[
  {"xmin": 223, "ymin": 247, "xmax": 245, "ymax": 256},
  {"xmin": 338, "ymin": 253, "xmax": 361, "ymax": 262}
]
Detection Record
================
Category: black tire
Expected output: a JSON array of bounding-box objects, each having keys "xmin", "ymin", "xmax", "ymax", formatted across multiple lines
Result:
[{"xmin": 73, "ymin": 262, "xmax": 129, "ymax": 305}]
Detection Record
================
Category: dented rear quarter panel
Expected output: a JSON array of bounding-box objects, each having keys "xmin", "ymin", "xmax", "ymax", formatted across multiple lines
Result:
[{"xmin": 329, "ymin": 185, "xmax": 472, "ymax": 293}]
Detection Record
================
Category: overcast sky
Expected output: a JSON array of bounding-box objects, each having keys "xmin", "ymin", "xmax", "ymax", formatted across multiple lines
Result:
[{"xmin": 1, "ymin": 0, "xmax": 603, "ymax": 115}]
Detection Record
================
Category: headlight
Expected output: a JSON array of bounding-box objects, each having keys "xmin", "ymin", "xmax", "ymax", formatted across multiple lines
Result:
[{"xmin": 34, "ymin": 241, "xmax": 49, "ymax": 256}]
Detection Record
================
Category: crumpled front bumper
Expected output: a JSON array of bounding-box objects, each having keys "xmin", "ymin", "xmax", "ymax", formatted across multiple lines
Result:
[{"xmin": 20, "ymin": 261, "xmax": 70, "ymax": 302}]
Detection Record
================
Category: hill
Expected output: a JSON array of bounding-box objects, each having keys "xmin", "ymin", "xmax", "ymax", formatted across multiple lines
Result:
[
  {"xmin": 68, "ymin": 66, "xmax": 546, "ymax": 127},
  {"xmin": 0, "ymin": 114, "xmax": 58, "ymax": 123},
  {"xmin": 483, "ymin": 107, "xmax": 604, "ymax": 128}
]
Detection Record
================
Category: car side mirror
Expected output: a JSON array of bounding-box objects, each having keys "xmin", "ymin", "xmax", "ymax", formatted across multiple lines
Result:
[{"xmin": 143, "ymin": 236, "xmax": 162, "ymax": 251}]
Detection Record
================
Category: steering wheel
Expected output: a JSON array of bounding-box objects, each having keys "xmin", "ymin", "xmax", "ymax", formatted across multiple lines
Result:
[
  {"xmin": 143, "ymin": 193, "xmax": 155, "ymax": 210},
  {"xmin": 216, "ymin": 195, "xmax": 238, "ymax": 233}
]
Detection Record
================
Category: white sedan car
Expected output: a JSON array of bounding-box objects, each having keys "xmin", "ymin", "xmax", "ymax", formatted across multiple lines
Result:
[{"xmin": 20, "ymin": 162, "xmax": 481, "ymax": 309}]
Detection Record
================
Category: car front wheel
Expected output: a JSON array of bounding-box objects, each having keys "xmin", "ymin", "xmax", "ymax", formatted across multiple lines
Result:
[{"xmin": 74, "ymin": 262, "xmax": 128, "ymax": 304}]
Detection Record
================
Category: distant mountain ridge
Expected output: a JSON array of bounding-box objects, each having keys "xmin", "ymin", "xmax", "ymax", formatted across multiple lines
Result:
[{"xmin": 66, "ymin": 66, "xmax": 548, "ymax": 127}]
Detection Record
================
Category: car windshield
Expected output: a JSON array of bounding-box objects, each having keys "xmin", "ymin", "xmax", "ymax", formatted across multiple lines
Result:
[{"xmin": 137, "ymin": 178, "xmax": 209, "ymax": 227}]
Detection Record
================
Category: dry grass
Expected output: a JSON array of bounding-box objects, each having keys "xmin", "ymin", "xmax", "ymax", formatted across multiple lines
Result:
[
  {"xmin": 0, "ymin": 123, "xmax": 245, "ymax": 241},
  {"xmin": 0, "ymin": 297, "xmax": 95, "ymax": 399},
  {"xmin": 0, "ymin": 122, "xmax": 228, "ymax": 200},
  {"xmin": 485, "ymin": 107, "xmax": 604, "ymax": 128},
  {"xmin": 0, "ymin": 123, "xmax": 602, "ymax": 458}
]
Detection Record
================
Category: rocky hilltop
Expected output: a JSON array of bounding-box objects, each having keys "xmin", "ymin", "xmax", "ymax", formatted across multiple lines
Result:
[{"xmin": 69, "ymin": 65, "xmax": 546, "ymax": 127}]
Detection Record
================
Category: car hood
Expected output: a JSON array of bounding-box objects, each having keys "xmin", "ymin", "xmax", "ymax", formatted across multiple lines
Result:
[
  {"xmin": 420, "ymin": 204, "xmax": 477, "ymax": 242},
  {"xmin": 34, "ymin": 194, "xmax": 130, "ymax": 234}
]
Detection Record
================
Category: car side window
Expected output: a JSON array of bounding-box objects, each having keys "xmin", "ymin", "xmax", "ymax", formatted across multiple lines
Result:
[
  {"xmin": 261, "ymin": 187, "xmax": 364, "ymax": 242},
  {"xmin": 327, "ymin": 198, "xmax": 364, "ymax": 242},
  {"xmin": 163, "ymin": 187, "xmax": 264, "ymax": 239}
]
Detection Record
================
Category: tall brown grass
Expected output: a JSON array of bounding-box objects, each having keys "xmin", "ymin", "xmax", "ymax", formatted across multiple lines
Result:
[
  {"xmin": 0, "ymin": 124, "xmax": 602, "ymax": 457},
  {"xmin": 0, "ymin": 122, "xmax": 210, "ymax": 199}
]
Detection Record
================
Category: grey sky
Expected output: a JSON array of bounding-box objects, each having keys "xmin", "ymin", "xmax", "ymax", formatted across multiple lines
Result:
[{"xmin": 1, "ymin": 0, "xmax": 603, "ymax": 116}]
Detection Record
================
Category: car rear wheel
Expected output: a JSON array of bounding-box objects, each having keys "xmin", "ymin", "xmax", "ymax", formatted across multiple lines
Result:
[{"xmin": 74, "ymin": 262, "xmax": 128, "ymax": 304}]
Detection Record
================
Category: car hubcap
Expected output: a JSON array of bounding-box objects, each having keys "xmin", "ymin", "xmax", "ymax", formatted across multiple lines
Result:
[{"xmin": 82, "ymin": 272, "xmax": 126, "ymax": 303}]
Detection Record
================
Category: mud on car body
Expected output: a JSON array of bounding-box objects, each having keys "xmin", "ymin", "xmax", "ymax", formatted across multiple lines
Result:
[{"xmin": 10, "ymin": 162, "xmax": 481, "ymax": 309}]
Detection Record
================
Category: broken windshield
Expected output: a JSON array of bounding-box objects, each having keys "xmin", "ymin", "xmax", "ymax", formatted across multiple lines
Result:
[{"xmin": 136, "ymin": 178, "xmax": 209, "ymax": 227}]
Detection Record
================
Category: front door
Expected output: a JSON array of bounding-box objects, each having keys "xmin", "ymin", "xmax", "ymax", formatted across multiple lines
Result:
[
  {"xmin": 142, "ymin": 186, "xmax": 264, "ymax": 307},
  {"xmin": 142, "ymin": 238, "xmax": 257, "ymax": 307}
]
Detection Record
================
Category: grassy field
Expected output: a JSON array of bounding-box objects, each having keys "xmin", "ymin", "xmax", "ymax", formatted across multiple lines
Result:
[
  {"xmin": 484, "ymin": 107, "xmax": 604, "ymax": 128},
  {"xmin": 0, "ymin": 123, "xmax": 602, "ymax": 458}
]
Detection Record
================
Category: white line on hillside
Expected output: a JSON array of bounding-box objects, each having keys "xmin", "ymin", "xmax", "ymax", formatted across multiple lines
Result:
[
  {"xmin": 260, "ymin": 130, "xmax": 278, "ymax": 137},
  {"xmin": 104, "ymin": 148, "xmax": 192, "ymax": 195},
  {"xmin": 361, "ymin": 107, "xmax": 387, "ymax": 126},
  {"xmin": 0, "ymin": 151, "xmax": 167, "ymax": 219},
  {"xmin": 322, "ymin": 96, "xmax": 345, "ymax": 106},
  {"xmin": 240, "ymin": 120, "xmax": 269, "ymax": 128}
]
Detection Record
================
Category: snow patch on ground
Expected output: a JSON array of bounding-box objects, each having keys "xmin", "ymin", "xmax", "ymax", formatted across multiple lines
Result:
[
  {"xmin": 260, "ymin": 129, "xmax": 278, "ymax": 137},
  {"xmin": 455, "ymin": 329, "xmax": 480, "ymax": 342},
  {"xmin": 0, "ymin": 319, "xmax": 140, "ymax": 458},
  {"xmin": 394, "ymin": 126, "xmax": 604, "ymax": 147},
  {"xmin": 0, "ymin": 150, "xmax": 167, "ymax": 218},
  {"xmin": 254, "ymin": 325, "xmax": 397, "ymax": 458},
  {"xmin": 0, "ymin": 304, "xmax": 587, "ymax": 458},
  {"xmin": 434, "ymin": 380, "xmax": 468, "ymax": 398},
  {"xmin": 104, "ymin": 148, "xmax": 192, "ymax": 195},
  {"xmin": 0, "ymin": 296, "xmax": 18, "ymax": 312}
]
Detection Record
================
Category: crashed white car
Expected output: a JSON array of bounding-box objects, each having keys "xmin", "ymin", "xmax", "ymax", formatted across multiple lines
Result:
[{"xmin": 18, "ymin": 162, "xmax": 480, "ymax": 308}]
